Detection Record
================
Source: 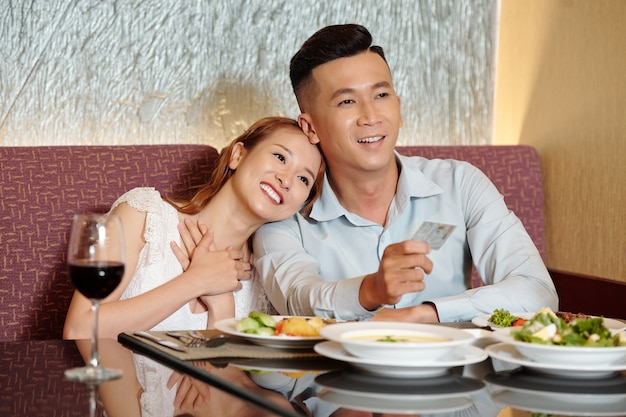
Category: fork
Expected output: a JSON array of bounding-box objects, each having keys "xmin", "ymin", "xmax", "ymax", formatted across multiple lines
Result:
[
  {"xmin": 166, "ymin": 331, "xmax": 228, "ymax": 348},
  {"xmin": 189, "ymin": 330, "xmax": 229, "ymax": 348}
]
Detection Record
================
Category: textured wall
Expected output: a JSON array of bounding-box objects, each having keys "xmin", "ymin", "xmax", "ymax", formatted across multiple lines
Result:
[
  {"xmin": 0, "ymin": 0, "xmax": 496, "ymax": 148},
  {"xmin": 495, "ymin": 0, "xmax": 626, "ymax": 282}
]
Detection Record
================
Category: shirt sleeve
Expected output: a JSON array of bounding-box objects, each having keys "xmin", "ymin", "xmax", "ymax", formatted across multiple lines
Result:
[
  {"xmin": 426, "ymin": 163, "xmax": 558, "ymax": 322},
  {"xmin": 252, "ymin": 216, "xmax": 376, "ymax": 321}
]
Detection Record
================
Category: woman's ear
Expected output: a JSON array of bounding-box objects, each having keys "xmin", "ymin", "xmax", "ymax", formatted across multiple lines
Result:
[
  {"xmin": 298, "ymin": 113, "xmax": 320, "ymax": 145},
  {"xmin": 228, "ymin": 142, "xmax": 245, "ymax": 170}
]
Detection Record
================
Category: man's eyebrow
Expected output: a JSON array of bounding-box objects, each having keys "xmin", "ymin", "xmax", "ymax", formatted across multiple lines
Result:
[
  {"xmin": 330, "ymin": 81, "xmax": 393, "ymax": 101},
  {"xmin": 276, "ymin": 144, "xmax": 316, "ymax": 180}
]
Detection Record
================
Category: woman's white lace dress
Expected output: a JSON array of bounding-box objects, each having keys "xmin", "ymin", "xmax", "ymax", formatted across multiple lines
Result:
[{"xmin": 111, "ymin": 187, "xmax": 272, "ymax": 416}]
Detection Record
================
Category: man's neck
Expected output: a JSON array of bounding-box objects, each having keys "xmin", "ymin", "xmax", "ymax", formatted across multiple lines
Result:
[{"xmin": 328, "ymin": 162, "xmax": 400, "ymax": 226}]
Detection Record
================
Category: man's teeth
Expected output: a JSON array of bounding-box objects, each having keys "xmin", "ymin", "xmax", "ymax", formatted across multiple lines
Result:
[
  {"xmin": 357, "ymin": 136, "xmax": 383, "ymax": 143},
  {"xmin": 260, "ymin": 184, "xmax": 281, "ymax": 204}
]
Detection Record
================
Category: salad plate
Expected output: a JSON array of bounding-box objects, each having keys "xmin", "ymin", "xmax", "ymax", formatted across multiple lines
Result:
[
  {"xmin": 493, "ymin": 332, "xmax": 626, "ymax": 365},
  {"xmin": 315, "ymin": 368, "xmax": 484, "ymax": 400},
  {"xmin": 472, "ymin": 313, "xmax": 626, "ymax": 333},
  {"xmin": 214, "ymin": 316, "xmax": 324, "ymax": 349},
  {"xmin": 314, "ymin": 341, "xmax": 487, "ymax": 378},
  {"xmin": 485, "ymin": 342, "xmax": 626, "ymax": 378}
]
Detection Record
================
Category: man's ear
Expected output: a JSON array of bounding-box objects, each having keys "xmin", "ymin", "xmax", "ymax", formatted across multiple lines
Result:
[
  {"xmin": 228, "ymin": 142, "xmax": 245, "ymax": 169},
  {"xmin": 298, "ymin": 113, "xmax": 320, "ymax": 145}
]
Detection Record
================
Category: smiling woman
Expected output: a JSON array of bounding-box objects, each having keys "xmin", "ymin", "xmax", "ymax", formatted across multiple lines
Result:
[{"xmin": 62, "ymin": 116, "xmax": 322, "ymax": 416}]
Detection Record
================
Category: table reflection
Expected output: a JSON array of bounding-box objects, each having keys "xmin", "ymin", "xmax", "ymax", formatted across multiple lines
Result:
[{"xmin": 2, "ymin": 338, "xmax": 626, "ymax": 417}]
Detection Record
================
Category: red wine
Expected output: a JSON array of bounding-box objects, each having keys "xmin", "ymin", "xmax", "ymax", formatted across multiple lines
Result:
[{"xmin": 69, "ymin": 261, "xmax": 124, "ymax": 300}]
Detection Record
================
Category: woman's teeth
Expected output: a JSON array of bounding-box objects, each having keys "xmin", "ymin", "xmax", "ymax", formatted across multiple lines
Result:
[{"xmin": 260, "ymin": 183, "xmax": 281, "ymax": 204}]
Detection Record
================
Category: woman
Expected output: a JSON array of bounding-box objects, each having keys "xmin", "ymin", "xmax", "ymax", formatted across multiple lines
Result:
[{"xmin": 62, "ymin": 116, "xmax": 323, "ymax": 417}]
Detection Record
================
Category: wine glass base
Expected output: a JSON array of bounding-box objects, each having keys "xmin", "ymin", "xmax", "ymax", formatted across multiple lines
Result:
[{"xmin": 65, "ymin": 366, "xmax": 123, "ymax": 384}]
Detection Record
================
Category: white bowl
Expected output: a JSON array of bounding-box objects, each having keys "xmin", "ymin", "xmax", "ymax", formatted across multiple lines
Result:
[
  {"xmin": 497, "ymin": 333, "xmax": 626, "ymax": 365},
  {"xmin": 320, "ymin": 322, "xmax": 475, "ymax": 362}
]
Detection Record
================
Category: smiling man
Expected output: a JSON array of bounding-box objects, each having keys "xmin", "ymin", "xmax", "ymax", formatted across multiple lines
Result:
[{"xmin": 253, "ymin": 24, "xmax": 558, "ymax": 323}]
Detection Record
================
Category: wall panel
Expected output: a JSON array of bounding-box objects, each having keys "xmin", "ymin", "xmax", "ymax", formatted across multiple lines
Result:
[{"xmin": 1, "ymin": 0, "xmax": 496, "ymax": 148}]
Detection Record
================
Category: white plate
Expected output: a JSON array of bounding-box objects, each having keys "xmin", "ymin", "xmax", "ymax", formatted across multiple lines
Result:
[
  {"xmin": 485, "ymin": 342, "xmax": 626, "ymax": 378},
  {"xmin": 214, "ymin": 316, "xmax": 324, "ymax": 349},
  {"xmin": 314, "ymin": 341, "xmax": 487, "ymax": 378},
  {"xmin": 319, "ymin": 321, "xmax": 475, "ymax": 362},
  {"xmin": 319, "ymin": 390, "xmax": 473, "ymax": 414},
  {"xmin": 494, "ymin": 332, "xmax": 626, "ymax": 365},
  {"xmin": 492, "ymin": 390, "xmax": 626, "ymax": 416},
  {"xmin": 315, "ymin": 368, "xmax": 484, "ymax": 400},
  {"xmin": 472, "ymin": 313, "xmax": 626, "ymax": 333},
  {"xmin": 486, "ymin": 368, "xmax": 626, "ymax": 400}
]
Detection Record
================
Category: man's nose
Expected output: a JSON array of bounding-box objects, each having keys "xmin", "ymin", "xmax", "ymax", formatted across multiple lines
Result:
[{"xmin": 357, "ymin": 100, "xmax": 381, "ymax": 126}]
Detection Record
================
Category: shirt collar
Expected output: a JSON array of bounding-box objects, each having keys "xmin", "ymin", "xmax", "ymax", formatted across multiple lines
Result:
[{"xmin": 309, "ymin": 152, "xmax": 443, "ymax": 222}]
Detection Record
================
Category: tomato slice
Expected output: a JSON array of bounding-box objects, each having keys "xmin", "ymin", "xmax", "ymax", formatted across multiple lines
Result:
[{"xmin": 512, "ymin": 318, "xmax": 527, "ymax": 326}]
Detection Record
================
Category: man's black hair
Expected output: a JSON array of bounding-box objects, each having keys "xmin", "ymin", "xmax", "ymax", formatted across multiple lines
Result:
[{"xmin": 289, "ymin": 24, "xmax": 387, "ymax": 110}]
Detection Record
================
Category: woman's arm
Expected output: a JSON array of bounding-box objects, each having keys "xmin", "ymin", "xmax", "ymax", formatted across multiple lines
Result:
[{"xmin": 63, "ymin": 202, "xmax": 247, "ymax": 339}]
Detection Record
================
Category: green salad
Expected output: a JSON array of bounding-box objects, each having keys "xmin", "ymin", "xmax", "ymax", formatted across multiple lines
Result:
[{"xmin": 511, "ymin": 307, "xmax": 626, "ymax": 347}]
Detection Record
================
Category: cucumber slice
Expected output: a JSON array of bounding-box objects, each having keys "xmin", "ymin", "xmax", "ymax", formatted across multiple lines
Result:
[
  {"xmin": 236, "ymin": 317, "xmax": 261, "ymax": 332},
  {"xmin": 254, "ymin": 326, "xmax": 276, "ymax": 336},
  {"xmin": 249, "ymin": 311, "xmax": 277, "ymax": 328}
]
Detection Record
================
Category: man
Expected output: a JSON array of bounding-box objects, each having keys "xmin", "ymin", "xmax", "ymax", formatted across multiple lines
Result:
[{"xmin": 253, "ymin": 24, "xmax": 558, "ymax": 323}]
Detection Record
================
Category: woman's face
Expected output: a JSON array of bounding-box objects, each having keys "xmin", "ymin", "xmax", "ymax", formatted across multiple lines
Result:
[{"xmin": 229, "ymin": 126, "xmax": 322, "ymax": 222}]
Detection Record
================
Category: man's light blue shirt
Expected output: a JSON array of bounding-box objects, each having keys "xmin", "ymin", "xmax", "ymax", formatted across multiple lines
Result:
[{"xmin": 253, "ymin": 153, "xmax": 558, "ymax": 322}]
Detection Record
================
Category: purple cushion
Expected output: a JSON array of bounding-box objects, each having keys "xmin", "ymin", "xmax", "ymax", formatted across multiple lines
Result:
[
  {"xmin": 0, "ymin": 145, "xmax": 544, "ymax": 341},
  {"xmin": 0, "ymin": 145, "xmax": 218, "ymax": 341},
  {"xmin": 397, "ymin": 146, "xmax": 546, "ymax": 288}
]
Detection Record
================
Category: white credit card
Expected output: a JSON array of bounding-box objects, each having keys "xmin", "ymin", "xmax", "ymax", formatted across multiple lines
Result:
[{"xmin": 412, "ymin": 221, "xmax": 456, "ymax": 250}]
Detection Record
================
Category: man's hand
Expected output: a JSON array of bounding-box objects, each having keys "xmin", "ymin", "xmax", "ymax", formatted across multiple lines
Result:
[{"xmin": 359, "ymin": 240, "xmax": 433, "ymax": 310}]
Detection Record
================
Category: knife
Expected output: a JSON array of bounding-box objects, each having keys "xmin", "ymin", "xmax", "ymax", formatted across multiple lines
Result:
[{"xmin": 133, "ymin": 331, "xmax": 188, "ymax": 352}]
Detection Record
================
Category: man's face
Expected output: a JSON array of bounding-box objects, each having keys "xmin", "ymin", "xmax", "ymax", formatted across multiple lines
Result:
[{"xmin": 299, "ymin": 51, "xmax": 402, "ymax": 177}]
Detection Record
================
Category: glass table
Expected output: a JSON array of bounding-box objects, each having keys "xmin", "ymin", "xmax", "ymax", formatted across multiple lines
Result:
[{"xmin": 2, "ymin": 328, "xmax": 626, "ymax": 417}]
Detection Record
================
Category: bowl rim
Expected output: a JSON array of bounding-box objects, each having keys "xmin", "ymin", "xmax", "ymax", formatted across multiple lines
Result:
[{"xmin": 320, "ymin": 322, "xmax": 474, "ymax": 348}]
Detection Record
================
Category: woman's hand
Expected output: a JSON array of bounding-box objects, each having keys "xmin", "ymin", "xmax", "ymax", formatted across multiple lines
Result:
[{"xmin": 171, "ymin": 218, "xmax": 251, "ymax": 295}]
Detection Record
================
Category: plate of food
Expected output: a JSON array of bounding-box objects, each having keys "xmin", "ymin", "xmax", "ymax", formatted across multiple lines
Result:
[
  {"xmin": 490, "ymin": 307, "xmax": 626, "ymax": 367},
  {"xmin": 319, "ymin": 321, "xmax": 475, "ymax": 362},
  {"xmin": 214, "ymin": 311, "xmax": 334, "ymax": 349},
  {"xmin": 485, "ymin": 343, "xmax": 626, "ymax": 378},
  {"xmin": 472, "ymin": 309, "xmax": 626, "ymax": 333}
]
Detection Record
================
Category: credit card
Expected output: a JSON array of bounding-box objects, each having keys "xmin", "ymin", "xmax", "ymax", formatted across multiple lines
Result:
[{"xmin": 412, "ymin": 221, "xmax": 456, "ymax": 250}]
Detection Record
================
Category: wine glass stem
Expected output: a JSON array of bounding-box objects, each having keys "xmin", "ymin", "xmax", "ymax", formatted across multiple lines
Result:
[{"xmin": 89, "ymin": 300, "xmax": 100, "ymax": 368}]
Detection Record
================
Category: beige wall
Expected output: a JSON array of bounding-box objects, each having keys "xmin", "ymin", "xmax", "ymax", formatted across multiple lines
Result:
[{"xmin": 494, "ymin": 0, "xmax": 626, "ymax": 282}]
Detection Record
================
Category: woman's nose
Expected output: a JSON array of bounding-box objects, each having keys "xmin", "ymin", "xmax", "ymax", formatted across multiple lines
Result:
[{"xmin": 276, "ymin": 173, "xmax": 290, "ymax": 190}]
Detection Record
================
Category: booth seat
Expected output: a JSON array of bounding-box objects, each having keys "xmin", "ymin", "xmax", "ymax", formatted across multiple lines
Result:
[{"xmin": 0, "ymin": 145, "xmax": 545, "ymax": 341}]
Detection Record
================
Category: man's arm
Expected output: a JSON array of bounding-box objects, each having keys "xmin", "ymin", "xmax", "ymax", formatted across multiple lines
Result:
[{"xmin": 253, "ymin": 215, "xmax": 373, "ymax": 321}]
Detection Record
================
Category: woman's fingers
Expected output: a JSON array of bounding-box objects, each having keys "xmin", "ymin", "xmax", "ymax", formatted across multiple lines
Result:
[{"xmin": 170, "ymin": 241, "xmax": 191, "ymax": 271}]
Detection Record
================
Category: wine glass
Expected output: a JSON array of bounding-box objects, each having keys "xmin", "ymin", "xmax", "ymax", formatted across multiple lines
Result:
[{"xmin": 65, "ymin": 213, "xmax": 125, "ymax": 384}]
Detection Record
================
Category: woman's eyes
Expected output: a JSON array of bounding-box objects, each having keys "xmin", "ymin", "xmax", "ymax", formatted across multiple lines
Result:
[{"xmin": 273, "ymin": 153, "xmax": 311, "ymax": 187}]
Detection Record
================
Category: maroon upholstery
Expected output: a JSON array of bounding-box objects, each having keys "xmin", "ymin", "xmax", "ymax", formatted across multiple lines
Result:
[
  {"xmin": 0, "ymin": 146, "xmax": 218, "ymax": 342},
  {"xmin": 396, "ymin": 146, "xmax": 545, "ymax": 257},
  {"xmin": 0, "ymin": 145, "xmax": 544, "ymax": 341},
  {"xmin": 396, "ymin": 146, "xmax": 546, "ymax": 288}
]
